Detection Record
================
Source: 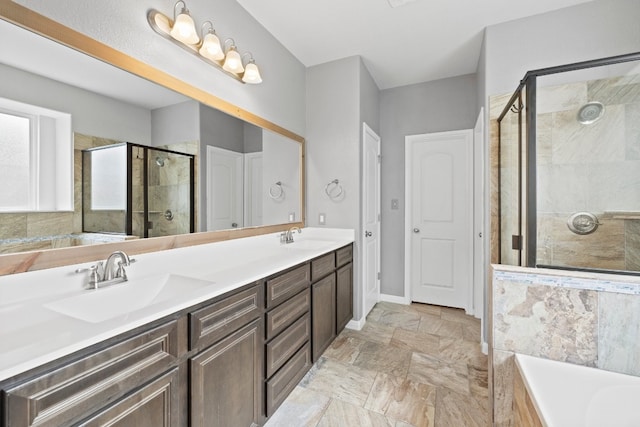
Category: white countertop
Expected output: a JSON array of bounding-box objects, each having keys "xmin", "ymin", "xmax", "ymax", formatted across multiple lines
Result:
[
  {"xmin": 515, "ymin": 353, "xmax": 640, "ymax": 427},
  {"xmin": 0, "ymin": 227, "xmax": 354, "ymax": 382}
]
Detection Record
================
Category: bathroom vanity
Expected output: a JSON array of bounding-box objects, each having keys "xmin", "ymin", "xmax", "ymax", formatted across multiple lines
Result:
[{"xmin": 0, "ymin": 228, "xmax": 354, "ymax": 427}]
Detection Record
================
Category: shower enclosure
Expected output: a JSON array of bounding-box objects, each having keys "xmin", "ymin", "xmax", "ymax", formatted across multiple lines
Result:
[
  {"xmin": 82, "ymin": 143, "xmax": 195, "ymax": 238},
  {"xmin": 498, "ymin": 51, "xmax": 640, "ymax": 274}
]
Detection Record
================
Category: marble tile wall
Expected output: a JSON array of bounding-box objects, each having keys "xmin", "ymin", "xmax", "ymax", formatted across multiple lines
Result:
[
  {"xmin": 490, "ymin": 71, "xmax": 640, "ymax": 272},
  {"xmin": 490, "ymin": 266, "xmax": 640, "ymax": 426}
]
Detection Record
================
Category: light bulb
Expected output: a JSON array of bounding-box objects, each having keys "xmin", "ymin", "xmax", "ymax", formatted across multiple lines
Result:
[
  {"xmin": 199, "ymin": 31, "xmax": 224, "ymax": 61},
  {"xmin": 223, "ymin": 47, "xmax": 244, "ymax": 74},
  {"xmin": 242, "ymin": 62, "xmax": 262, "ymax": 84},
  {"xmin": 170, "ymin": 5, "xmax": 199, "ymax": 45}
]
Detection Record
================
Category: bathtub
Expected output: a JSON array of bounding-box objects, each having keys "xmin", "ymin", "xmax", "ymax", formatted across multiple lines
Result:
[{"xmin": 515, "ymin": 353, "xmax": 640, "ymax": 427}]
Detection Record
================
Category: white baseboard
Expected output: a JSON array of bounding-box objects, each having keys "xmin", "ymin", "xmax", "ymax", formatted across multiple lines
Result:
[
  {"xmin": 379, "ymin": 293, "xmax": 411, "ymax": 305},
  {"xmin": 345, "ymin": 318, "xmax": 365, "ymax": 331}
]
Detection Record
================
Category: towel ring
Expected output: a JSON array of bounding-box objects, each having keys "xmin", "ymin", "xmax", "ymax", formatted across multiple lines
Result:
[
  {"xmin": 325, "ymin": 179, "xmax": 343, "ymax": 199},
  {"xmin": 269, "ymin": 181, "xmax": 284, "ymax": 199}
]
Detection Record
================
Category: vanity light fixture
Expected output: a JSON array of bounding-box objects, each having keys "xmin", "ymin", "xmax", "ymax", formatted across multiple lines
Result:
[
  {"xmin": 198, "ymin": 21, "xmax": 224, "ymax": 61},
  {"xmin": 169, "ymin": 1, "xmax": 199, "ymax": 45},
  {"xmin": 222, "ymin": 39, "xmax": 244, "ymax": 74},
  {"xmin": 242, "ymin": 53, "xmax": 262, "ymax": 84},
  {"xmin": 147, "ymin": 2, "xmax": 263, "ymax": 84}
]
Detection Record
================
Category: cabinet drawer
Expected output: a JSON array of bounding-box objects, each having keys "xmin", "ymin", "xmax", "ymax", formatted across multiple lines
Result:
[
  {"xmin": 79, "ymin": 367, "xmax": 180, "ymax": 426},
  {"xmin": 265, "ymin": 342, "xmax": 312, "ymax": 417},
  {"xmin": 189, "ymin": 283, "xmax": 262, "ymax": 351},
  {"xmin": 311, "ymin": 253, "xmax": 335, "ymax": 281},
  {"xmin": 266, "ymin": 288, "xmax": 310, "ymax": 340},
  {"xmin": 5, "ymin": 320, "xmax": 179, "ymax": 427},
  {"xmin": 266, "ymin": 314, "xmax": 310, "ymax": 378},
  {"xmin": 266, "ymin": 264, "xmax": 310, "ymax": 309},
  {"xmin": 336, "ymin": 245, "xmax": 353, "ymax": 268}
]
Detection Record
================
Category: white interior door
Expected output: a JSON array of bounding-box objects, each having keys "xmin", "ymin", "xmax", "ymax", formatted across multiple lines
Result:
[
  {"xmin": 473, "ymin": 109, "xmax": 485, "ymax": 320},
  {"xmin": 362, "ymin": 123, "xmax": 381, "ymax": 318},
  {"xmin": 406, "ymin": 130, "xmax": 473, "ymax": 310},
  {"xmin": 207, "ymin": 146, "xmax": 243, "ymax": 231}
]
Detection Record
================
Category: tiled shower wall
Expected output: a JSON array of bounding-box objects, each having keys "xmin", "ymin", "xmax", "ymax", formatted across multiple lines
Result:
[
  {"xmin": 536, "ymin": 76, "xmax": 640, "ymax": 271},
  {"xmin": 490, "ymin": 265, "xmax": 640, "ymax": 426}
]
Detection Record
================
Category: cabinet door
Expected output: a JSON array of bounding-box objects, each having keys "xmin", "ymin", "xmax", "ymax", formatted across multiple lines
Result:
[
  {"xmin": 190, "ymin": 319, "xmax": 263, "ymax": 427},
  {"xmin": 336, "ymin": 262, "xmax": 353, "ymax": 333},
  {"xmin": 79, "ymin": 368, "xmax": 181, "ymax": 427},
  {"xmin": 311, "ymin": 274, "xmax": 336, "ymax": 361}
]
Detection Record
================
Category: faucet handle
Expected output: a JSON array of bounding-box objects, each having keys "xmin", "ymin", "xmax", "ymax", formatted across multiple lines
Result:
[{"xmin": 75, "ymin": 262, "xmax": 104, "ymax": 289}]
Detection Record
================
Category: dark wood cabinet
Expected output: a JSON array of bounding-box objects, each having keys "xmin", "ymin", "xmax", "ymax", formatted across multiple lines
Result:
[
  {"xmin": 3, "ymin": 320, "xmax": 182, "ymax": 427},
  {"xmin": 1, "ymin": 243, "xmax": 354, "ymax": 427},
  {"xmin": 336, "ymin": 262, "xmax": 353, "ymax": 333},
  {"xmin": 190, "ymin": 319, "xmax": 263, "ymax": 427},
  {"xmin": 79, "ymin": 367, "xmax": 182, "ymax": 427},
  {"xmin": 311, "ymin": 273, "xmax": 336, "ymax": 361}
]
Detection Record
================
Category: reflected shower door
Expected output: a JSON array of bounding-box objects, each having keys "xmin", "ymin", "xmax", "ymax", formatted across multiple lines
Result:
[{"xmin": 146, "ymin": 148, "xmax": 194, "ymax": 238}]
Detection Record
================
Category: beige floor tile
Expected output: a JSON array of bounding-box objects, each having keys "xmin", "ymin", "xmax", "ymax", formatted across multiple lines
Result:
[
  {"xmin": 438, "ymin": 337, "xmax": 486, "ymax": 366},
  {"xmin": 323, "ymin": 334, "xmax": 366, "ymax": 364},
  {"xmin": 317, "ymin": 399, "xmax": 396, "ymax": 427},
  {"xmin": 390, "ymin": 328, "xmax": 440, "ymax": 357},
  {"xmin": 407, "ymin": 353, "xmax": 469, "ymax": 396},
  {"xmin": 434, "ymin": 387, "xmax": 488, "ymax": 427},
  {"xmin": 300, "ymin": 357, "xmax": 378, "ymax": 407},
  {"xmin": 345, "ymin": 320, "xmax": 396, "ymax": 345},
  {"xmin": 364, "ymin": 372, "xmax": 436, "ymax": 427},
  {"xmin": 264, "ymin": 386, "xmax": 331, "ymax": 427},
  {"xmin": 270, "ymin": 302, "xmax": 489, "ymax": 427},
  {"xmin": 378, "ymin": 310, "xmax": 421, "ymax": 331},
  {"xmin": 354, "ymin": 341, "xmax": 413, "ymax": 378},
  {"xmin": 407, "ymin": 303, "xmax": 442, "ymax": 317},
  {"xmin": 418, "ymin": 315, "xmax": 464, "ymax": 339}
]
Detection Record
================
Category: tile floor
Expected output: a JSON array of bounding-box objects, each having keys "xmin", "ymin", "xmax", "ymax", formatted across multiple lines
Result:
[{"xmin": 265, "ymin": 301, "xmax": 489, "ymax": 427}]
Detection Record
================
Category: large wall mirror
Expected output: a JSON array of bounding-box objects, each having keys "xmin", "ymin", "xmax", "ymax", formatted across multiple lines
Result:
[{"xmin": 0, "ymin": 3, "xmax": 304, "ymax": 269}]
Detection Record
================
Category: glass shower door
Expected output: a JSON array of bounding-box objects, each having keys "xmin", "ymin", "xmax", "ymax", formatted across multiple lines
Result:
[
  {"xmin": 146, "ymin": 148, "xmax": 194, "ymax": 238},
  {"xmin": 498, "ymin": 90, "xmax": 526, "ymax": 266}
]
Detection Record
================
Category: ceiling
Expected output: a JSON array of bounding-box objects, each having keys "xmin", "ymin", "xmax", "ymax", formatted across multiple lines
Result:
[{"xmin": 236, "ymin": 0, "xmax": 595, "ymax": 90}]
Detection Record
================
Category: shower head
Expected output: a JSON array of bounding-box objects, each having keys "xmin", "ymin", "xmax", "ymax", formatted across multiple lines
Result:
[
  {"xmin": 577, "ymin": 102, "xmax": 605, "ymax": 125},
  {"xmin": 155, "ymin": 156, "xmax": 165, "ymax": 167}
]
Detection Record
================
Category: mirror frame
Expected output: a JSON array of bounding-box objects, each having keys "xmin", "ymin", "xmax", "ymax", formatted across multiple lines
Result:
[{"xmin": 0, "ymin": 1, "xmax": 306, "ymax": 275}]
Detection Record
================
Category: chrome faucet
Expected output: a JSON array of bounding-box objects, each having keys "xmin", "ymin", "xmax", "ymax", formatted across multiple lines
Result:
[
  {"xmin": 76, "ymin": 250, "xmax": 135, "ymax": 289},
  {"xmin": 281, "ymin": 226, "xmax": 301, "ymax": 244}
]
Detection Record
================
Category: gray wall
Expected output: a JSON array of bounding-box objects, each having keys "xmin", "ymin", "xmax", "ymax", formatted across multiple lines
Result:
[
  {"xmin": 379, "ymin": 74, "xmax": 478, "ymax": 297},
  {"xmin": 1, "ymin": 63, "xmax": 151, "ymax": 144},
  {"xmin": 19, "ymin": 0, "xmax": 307, "ymax": 136},
  {"xmin": 482, "ymin": 0, "xmax": 640, "ymax": 100},
  {"xmin": 151, "ymin": 100, "xmax": 199, "ymax": 147},
  {"xmin": 306, "ymin": 56, "xmax": 379, "ymax": 322}
]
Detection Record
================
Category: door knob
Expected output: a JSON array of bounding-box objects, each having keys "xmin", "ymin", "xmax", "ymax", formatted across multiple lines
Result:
[
  {"xmin": 365, "ymin": 231, "xmax": 372, "ymax": 237},
  {"xmin": 413, "ymin": 228, "xmax": 420, "ymax": 233}
]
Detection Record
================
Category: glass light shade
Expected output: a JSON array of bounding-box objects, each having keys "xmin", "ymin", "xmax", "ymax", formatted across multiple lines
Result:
[
  {"xmin": 222, "ymin": 48, "xmax": 244, "ymax": 74},
  {"xmin": 242, "ymin": 62, "xmax": 262, "ymax": 84},
  {"xmin": 199, "ymin": 32, "xmax": 224, "ymax": 61},
  {"xmin": 170, "ymin": 11, "xmax": 200, "ymax": 45}
]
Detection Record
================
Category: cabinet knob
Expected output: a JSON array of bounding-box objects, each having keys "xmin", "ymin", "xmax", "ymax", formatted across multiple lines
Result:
[
  {"xmin": 365, "ymin": 231, "xmax": 372, "ymax": 237},
  {"xmin": 413, "ymin": 228, "xmax": 420, "ymax": 233}
]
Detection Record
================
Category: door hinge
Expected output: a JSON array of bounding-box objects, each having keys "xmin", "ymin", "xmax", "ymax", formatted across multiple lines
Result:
[
  {"xmin": 377, "ymin": 154, "xmax": 381, "ymax": 163},
  {"xmin": 377, "ymin": 272, "xmax": 381, "ymax": 280},
  {"xmin": 378, "ymin": 213, "xmax": 381, "ymax": 221}
]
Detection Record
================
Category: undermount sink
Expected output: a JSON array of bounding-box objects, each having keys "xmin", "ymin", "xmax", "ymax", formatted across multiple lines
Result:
[
  {"xmin": 44, "ymin": 273, "xmax": 214, "ymax": 323},
  {"xmin": 283, "ymin": 239, "xmax": 335, "ymax": 251}
]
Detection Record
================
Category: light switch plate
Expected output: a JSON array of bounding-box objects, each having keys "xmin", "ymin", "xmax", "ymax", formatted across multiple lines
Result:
[
  {"xmin": 288, "ymin": 212, "xmax": 295, "ymax": 222},
  {"xmin": 391, "ymin": 199, "xmax": 399, "ymax": 210},
  {"xmin": 319, "ymin": 213, "xmax": 326, "ymax": 225}
]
